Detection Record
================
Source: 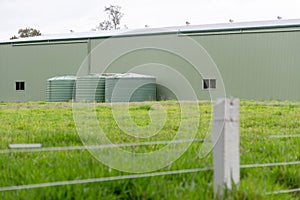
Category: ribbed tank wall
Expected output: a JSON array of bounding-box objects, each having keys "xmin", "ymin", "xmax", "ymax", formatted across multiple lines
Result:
[
  {"xmin": 105, "ymin": 74, "xmax": 156, "ymax": 102},
  {"xmin": 46, "ymin": 76, "xmax": 76, "ymax": 102},
  {"xmin": 75, "ymin": 75, "xmax": 105, "ymax": 102}
]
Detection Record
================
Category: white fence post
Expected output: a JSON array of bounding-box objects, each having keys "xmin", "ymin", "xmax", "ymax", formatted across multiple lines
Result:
[{"xmin": 213, "ymin": 98, "xmax": 240, "ymax": 196}]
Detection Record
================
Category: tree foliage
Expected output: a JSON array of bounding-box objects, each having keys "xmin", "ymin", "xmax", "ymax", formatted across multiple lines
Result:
[
  {"xmin": 10, "ymin": 28, "xmax": 41, "ymax": 40},
  {"xmin": 98, "ymin": 20, "xmax": 113, "ymax": 31},
  {"xmin": 97, "ymin": 5, "xmax": 124, "ymax": 30}
]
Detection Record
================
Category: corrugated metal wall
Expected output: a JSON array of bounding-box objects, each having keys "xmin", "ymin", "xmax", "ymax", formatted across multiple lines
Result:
[
  {"xmin": 1, "ymin": 29, "xmax": 300, "ymax": 101},
  {"xmin": 0, "ymin": 42, "xmax": 88, "ymax": 101},
  {"xmin": 195, "ymin": 31, "xmax": 300, "ymax": 100}
]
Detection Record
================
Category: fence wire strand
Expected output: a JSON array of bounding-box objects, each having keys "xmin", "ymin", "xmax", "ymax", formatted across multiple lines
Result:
[
  {"xmin": 0, "ymin": 138, "xmax": 204, "ymax": 154},
  {"xmin": 0, "ymin": 167, "xmax": 212, "ymax": 192},
  {"xmin": 240, "ymin": 161, "xmax": 300, "ymax": 168},
  {"xmin": 0, "ymin": 160, "xmax": 299, "ymax": 192},
  {"xmin": 1, "ymin": 132, "xmax": 298, "ymax": 155},
  {"xmin": 241, "ymin": 134, "xmax": 300, "ymax": 139},
  {"xmin": 267, "ymin": 188, "xmax": 300, "ymax": 195},
  {"xmin": 268, "ymin": 134, "xmax": 300, "ymax": 138}
]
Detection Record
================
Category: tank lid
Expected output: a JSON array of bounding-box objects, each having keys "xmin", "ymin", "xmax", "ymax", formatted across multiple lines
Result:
[
  {"xmin": 48, "ymin": 76, "xmax": 77, "ymax": 81},
  {"xmin": 106, "ymin": 73, "xmax": 155, "ymax": 79}
]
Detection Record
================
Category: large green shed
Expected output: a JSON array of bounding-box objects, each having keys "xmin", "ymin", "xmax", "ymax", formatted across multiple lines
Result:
[{"xmin": 1, "ymin": 19, "xmax": 300, "ymax": 101}]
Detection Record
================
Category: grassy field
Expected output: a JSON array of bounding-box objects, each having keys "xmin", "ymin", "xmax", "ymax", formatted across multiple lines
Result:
[{"xmin": 0, "ymin": 101, "xmax": 299, "ymax": 199}]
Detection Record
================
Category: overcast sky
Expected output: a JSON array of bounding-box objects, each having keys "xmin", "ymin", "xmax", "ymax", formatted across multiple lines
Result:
[{"xmin": 1, "ymin": 0, "xmax": 300, "ymax": 40}]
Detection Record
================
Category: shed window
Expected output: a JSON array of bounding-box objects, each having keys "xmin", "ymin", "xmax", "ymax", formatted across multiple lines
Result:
[
  {"xmin": 203, "ymin": 79, "xmax": 216, "ymax": 90},
  {"xmin": 15, "ymin": 81, "xmax": 25, "ymax": 91},
  {"xmin": 203, "ymin": 79, "xmax": 210, "ymax": 89}
]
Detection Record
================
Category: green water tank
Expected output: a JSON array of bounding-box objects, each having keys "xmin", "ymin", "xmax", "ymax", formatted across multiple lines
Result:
[
  {"xmin": 46, "ymin": 76, "xmax": 76, "ymax": 102},
  {"xmin": 75, "ymin": 74, "xmax": 106, "ymax": 102},
  {"xmin": 105, "ymin": 73, "xmax": 156, "ymax": 102}
]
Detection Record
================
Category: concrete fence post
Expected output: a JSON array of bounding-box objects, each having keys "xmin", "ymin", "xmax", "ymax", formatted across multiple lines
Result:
[{"xmin": 213, "ymin": 98, "xmax": 240, "ymax": 196}]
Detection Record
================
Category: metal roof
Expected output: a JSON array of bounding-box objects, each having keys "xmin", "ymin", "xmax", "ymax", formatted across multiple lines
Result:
[{"xmin": 2, "ymin": 19, "xmax": 300, "ymax": 44}]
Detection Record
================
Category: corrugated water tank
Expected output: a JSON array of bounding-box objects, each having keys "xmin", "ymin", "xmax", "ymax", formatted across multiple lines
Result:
[
  {"xmin": 105, "ymin": 73, "xmax": 156, "ymax": 102},
  {"xmin": 46, "ymin": 76, "xmax": 76, "ymax": 102},
  {"xmin": 75, "ymin": 74, "xmax": 106, "ymax": 102}
]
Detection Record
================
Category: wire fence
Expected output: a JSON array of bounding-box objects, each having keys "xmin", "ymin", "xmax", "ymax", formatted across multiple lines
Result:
[{"xmin": 239, "ymin": 101, "xmax": 300, "ymax": 196}]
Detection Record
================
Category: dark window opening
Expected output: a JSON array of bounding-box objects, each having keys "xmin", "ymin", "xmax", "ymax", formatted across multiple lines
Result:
[
  {"xmin": 203, "ymin": 79, "xmax": 209, "ymax": 89},
  {"xmin": 210, "ymin": 79, "xmax": 216, "ymax": 89},
  {"xmin": 16, "ymin": 81, "xmax": 25, "ymax": 91},
  {"xmin": 203, "ymin": 79, "xmax": 216, "ymax": 90}
]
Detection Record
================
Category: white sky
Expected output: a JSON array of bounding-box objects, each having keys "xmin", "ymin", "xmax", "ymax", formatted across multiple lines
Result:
[{"xmin": 1, "ymin": 0, "xmax": 300, "ymax": 40}]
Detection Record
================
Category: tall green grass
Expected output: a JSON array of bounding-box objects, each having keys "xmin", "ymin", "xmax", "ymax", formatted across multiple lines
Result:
[{"xmin": 0, "ymin": 101, "xmax": 299, "ymax": 199}]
